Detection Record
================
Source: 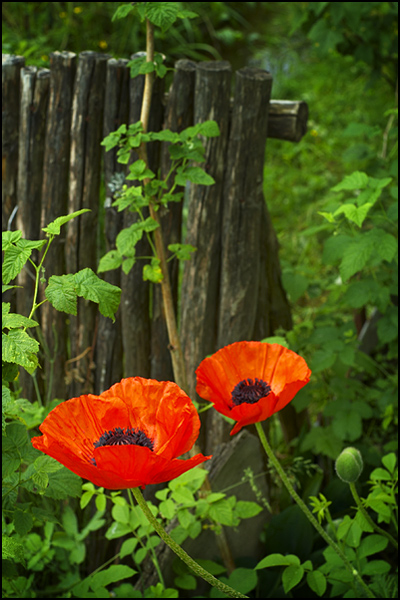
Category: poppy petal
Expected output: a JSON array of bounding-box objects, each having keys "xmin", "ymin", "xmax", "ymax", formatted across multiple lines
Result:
[
  {"xmin": 196, "ymin": 341, "xmax": 311, "ymax": 434},
  {"xmin": 31, "ymin": 377, "xmax": 211, "ymax": 489}
]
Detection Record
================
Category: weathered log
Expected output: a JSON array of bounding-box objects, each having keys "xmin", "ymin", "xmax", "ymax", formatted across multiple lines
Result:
[
  {"xmin": 218, "ymin": 67, "xmax": 273, "ymax": 348},
  {"xmin": 40, "ymin": 51, "xmax": 76, "ymax": 403},
  {"xmin": 16, "ymin": 66, "xmax": 50, "ymax": 401},
  {"xmin": 95, "ymin": 58, "xmax": 130, "ymax": 394},
  {"xmin": 267, "ymin": 99, "xmax": 308, "ymax": 142},
  {"xmin": 2, "ymin": 54, "xmax": 25, "ymax": 231},
  {"xmin": 180, "ymin": 61, "xmax": 232, "ymax": 418},
  {"xmin": 151, "ymin": 59, "xmax": 197, "ymax": 382}
]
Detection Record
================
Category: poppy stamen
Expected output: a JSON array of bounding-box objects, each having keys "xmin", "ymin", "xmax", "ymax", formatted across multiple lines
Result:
[
  {"xmin": 231, "ymin": 378, "xmax": 271, "ymax": 406},
  {"xmin": 94, "ymin": 427, "xmax": 154, "ymax": 450}
]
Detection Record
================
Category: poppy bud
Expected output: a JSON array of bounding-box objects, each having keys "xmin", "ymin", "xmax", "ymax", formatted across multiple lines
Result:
[{"xmin": 335, "ymin": 447, "xmax": 363, "ymax": 483}]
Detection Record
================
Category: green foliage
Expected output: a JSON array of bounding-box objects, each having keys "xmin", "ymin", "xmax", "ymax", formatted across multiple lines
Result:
[
  {"xmin": 98, "ymin": 120, "xmax": 219, "ymax": 280},
  {"xmin": 2, "ymin": 210, "xmax": 122, "ymax": 598}
]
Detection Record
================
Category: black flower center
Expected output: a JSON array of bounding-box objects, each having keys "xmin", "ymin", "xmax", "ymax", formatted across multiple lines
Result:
[
  {"xmin": 231, "ymin": 378, "xmax": 271, "ymax": 406},
  {"xmin": 93, "ymin": 427, "xmax": 154, "ymax": 451}
]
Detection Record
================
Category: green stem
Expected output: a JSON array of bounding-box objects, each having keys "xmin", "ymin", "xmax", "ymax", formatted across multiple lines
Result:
[
  {"xmin": 130, "ymin": 487, "xmax": 248, "ymax": 599},
  {"xmin": 255, "ymin": 422, "xmax": 376, "ymax": 599},
  {"xmin": 349, "ymin": 482, "xmax": 398, "ymax": 550}
]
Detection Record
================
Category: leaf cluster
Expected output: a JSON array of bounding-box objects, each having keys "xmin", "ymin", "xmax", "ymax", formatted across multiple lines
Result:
[{"xmin": 99, "ymin": 119, "xmax": 219, "ymax": 279}]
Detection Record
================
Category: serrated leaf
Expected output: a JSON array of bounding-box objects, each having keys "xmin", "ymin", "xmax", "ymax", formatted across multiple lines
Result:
[
  {"xmin": 74, "ymin": 268, "xmax": 121, "ymax": 322},
  {"xmin": 2, "ymin": 303, "xmax": 39, "ymax": 330},
  {"xmin": 14, "ymin": 508, "xmax": 33, "ymax": 536},
  {"xmin": 340, "ymin": 238, "xmax": 373, "ymax": 281},
  {"xmin": 2, "ymin": 535, "xmax": 26, "ymax": 565},
  {"xmin": 145, "ymin": 2, "xmax": 181, "ymax": 32},
  {"xmin": 45, "ymin": 468, "xmax": 82, "ymax": 500},
  {"xmin": 42, "ymin": 209, "xmax": 91, "ymax": 236},
  {"xmin": 2, "ymin": 230, "xmax": 22, "ymax": 251},
  {"xmin": 175, "ymin": 166, "xmax": 215, "ymax": 186},
  {"xmin": 197, "ymin": 120, "xmax": 220, "ymax": 137},
  {"xmin": 143, "ymin": 262, "xmax": 163, "ymax": 283},
  {"xmin": 235, "ymin": 500, "xmax": 263, "ymax": 519},
  {"xmin": 2, "ymin": 243, "xmax": 33, "ymax": 285},
  {"xmin": 333, "ymin": 203, "xmax": 373, "ymax": 227},
  {"xmin": 332, "ymin": 171, "xmax": 369, "ymax": 191},
  {"xmin": 2, "ymin": 329, "xmax": 39, "ymax": 371},
  {"xmin": 45, "ymin": 274, "xmax": 77, "ymax": 315}
]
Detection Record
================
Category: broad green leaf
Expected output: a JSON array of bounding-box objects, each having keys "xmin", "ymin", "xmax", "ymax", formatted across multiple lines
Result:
[
  {"xmin": 2, "ymin": 243, "xmax": 33, "ymax": 285},
  {"xmin": 333, "ymin": 203, "xmax": 373, "ymax": 227},
  {"xmin": 175, "ymin": 166, "xmax": 215, "ymax": 186},
  {"xmin": 89, "ymin": 565, "xmax": 137, "ymax": 590},
  {"xmin": 361, "ymin": 560, "xmax": 391, "ymax": 576},
  {"xmin": 74, "ymin": 268, "xmax": 121, "ymax": 322},
  {"xmin": 226, "ymin": 568, "xmax": 258, "ymax": 595},
  {"xmin": 2, "ymin": 303, "xmax": 39, "ymax": 329},
  {"xmin": 2, "ymin": 230, "xmax": 22, "ymax": 250},
  {"xmin": 97, "ymin": 249, "xmax": 123, "ymax": 273},
  {"xmin": 112, "ymin": 3, "xmax": 135, "ymax": 21},
  {"xmin": 381, "ymin": 453, "xmax": 397, "ymax": 473},
  {"xmin": 358, "ymin": 535, "xmax": 388, "ymax": 560},
  {"xmin": 307, "ymin": 571, "xmax": 327, "ymax": 597},
  {"xmin": 339, "ymin": 238, "xmax": 373, "ymax": 281},
  {"xmin": 2, "ymin": 329, "xmax": 39, "ymax": 372},
  {"xmin": 45, "ymin": 468, "xmax": 82, "ymax": 500},
  {"xmin": 208, "ymin": 498, "xmax": 234, "ymax": 526},
  {"xmin": 45, "ymin": 274, "xmax": 77, "ymax": 315},
  {"xmin": 2, "ymin": 535, "xmax": 26, "ymax": 565},
  {"xmin": 282, "ymin": 564, "xmax": 304, "ymax": 593},
  {"xmin": 332, "ymin": 171, "xmax": 369, "ymax": 191},
  {"xmin": 145, "ymin": 2, "xmax": 181, "ymax": 32},
  {"xmin": 197, "ymin": 120, "xmax": 221, "ymax": 137},
  {"xmin": 235, "ymin": 500, "xmax": 263, "ymax": 519},
  {"xmin": 42, "ymin": 209, "xmax": 91, "ymax": 236},
  {"xmin": 256, "ymin": 553, "xmax": 301, "ymax": 569}
]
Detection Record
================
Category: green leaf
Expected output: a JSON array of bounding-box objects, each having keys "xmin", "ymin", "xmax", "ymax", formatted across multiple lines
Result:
[
  {"xmin": 282, "ymin": 564, "xmax": 304, "ymax": 593},
  {"xmin": 256, "ymin": 553, "xmax": 301, "ymax": 569},
  {"xmin": 2, "ymin": 242, "xmax": 33, "ymax": 285},
  {"xmin": 143, "ymin": 261, "xmax": 163, "ymax": 283},
  {"xmin": 2, "ymin": 329, "xmax": 39, "ymax": 372},
  {"xmin": 307, "ymin": 570, "xmax": 327, "ymax": 597},
  {"xmin": 358, "ymin": 535, "xmax": 389, "ymax": 560},
  {"xmin": 112, "ymin": 3, "xmax": 136, "ymax": 21},
  {"xmin": 97, "ymin": 250, "xmax": 123, "ymax": 273},
  {"xmin": 45, "ymin": 468, "xmax": 82, "ymax": 500},
  {"xmin": 45, "ymin": 274, "xmax": 77, "ymax": 315},
  {"xmin": 381, "ymin": 453, "xmax": 397, "ymax": 473},
  {"xmin": 208, "ymin": 498, "xmax": 234, "ymax": 526},
  {"xmin": 168, "ymin": 243, "xmax": 196, "ymax": 261},
  {"xmin": 13, "ymin": 508, "xmax": 33, "ymax": 536},
  {"xmin": 42, "ymin": 209, "xmax": 91, "ymax": 236},
  {"xmin": 89, "ymin": 565, "xmax": 137, "ymax": 590},
  {"xmin": 145, "ymin": 2, "xmax": 181, "ymax": 32},
  {"xmin": 175, "ymin": 166, "xmax": 215, "ymax": 186},
  {"xmin": 225, "ymin": 568, "xmax": 258, "ymax": 595},
  {"xmin": 2, "ymin": 303, "xmax": 39, "ymax": 329},
  {"xmin": 332, "ymin": 171, "xmax": 369, "ymax": 191},
  {"xmin": 333, "ymin": 203, "xmax": 373, "ymax": 227},
  {"xmin": 2, "ymin": 535, "xmax": 26, "ymax": 565},
  {"xmin": 2, "ymin": 230, "xmax": 22, "ymax": 250},
  {"xmin": 197, "ymin": 120, "xmax": 221, "ymax": 137},
  {"xmin": 235, "ymin": 500, "xmax": 263, "ymax": 519},
  {"xmin": 74, "ymin": 268, "xmax": 121, "ymax": 322},
  {"xmin": 339, "ymin": 237, "xmax": 373, "ymax": 281},
  {"xmin": 361, "ymin": 560, "xmax": 391, "ymax": 576}
]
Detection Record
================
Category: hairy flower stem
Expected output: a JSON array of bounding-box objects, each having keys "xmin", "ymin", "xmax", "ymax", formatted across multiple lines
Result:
[
  {"xmin": 255, "ymin": 422, "xmax": 376, "ymax": 599},
  {"xmin": 349, "ymin": 482, "xmax": 398, "ymax": 550},
  {"xmin": 131, "ymin": 487, "xmax": 248, "ymax": 598}
]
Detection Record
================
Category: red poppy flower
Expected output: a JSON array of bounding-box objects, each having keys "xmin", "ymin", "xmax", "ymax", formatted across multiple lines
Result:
[
  {"xmin": 31, "ymin": 377, "xmax": 211, "ymax": 489},
  {"xmin": 196, "ymin": 341, "xmax": 311, "ymax": 435}
]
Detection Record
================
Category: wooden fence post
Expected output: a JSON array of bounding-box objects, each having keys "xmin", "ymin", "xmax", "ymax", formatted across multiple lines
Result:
[
  {"xmin": 180, "ymin": 61, "xmax": 232, "ymax": 426},
  {"xmin": 2, "ymin": 54, "xmax": 25, "ymax": 232},
  {"xmin": 66, "ymin": 51, "xmax": 109, "ymax": 397},
  {"xmin": 151, "ymin": 58, "xmax": 197, "ymax": 382},
  {"xmin": 16, "ymin": 66, "xmax": 50, "ymax": 400},
  {"xmin": 40, "ymin": 51, "xmax": 76, "ymax": 404},
  {"xmin": 95, "ymin": 58, "xmax": 130, "ymax": 394}
]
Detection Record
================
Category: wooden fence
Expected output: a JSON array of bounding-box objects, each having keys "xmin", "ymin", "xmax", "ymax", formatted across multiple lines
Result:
[{"xmin": 2, "ymin": 51, "xmax": 308, "ymax": 453}]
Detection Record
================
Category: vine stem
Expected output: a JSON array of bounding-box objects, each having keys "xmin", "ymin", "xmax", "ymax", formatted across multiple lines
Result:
[
  {"xmin": 255, "ymin": 422, "xmax": 376, "ymax": 599},
  {"xmin": 349, "ymin": 482, "xmax": 398, "ymax": 550},
  {"xmin": 130, "ymin": 487, "xmax": 248, "ymax": 599},
  {"xmin": 137, "ymin": 16, "xmax": 236, "ymax": 575}
]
